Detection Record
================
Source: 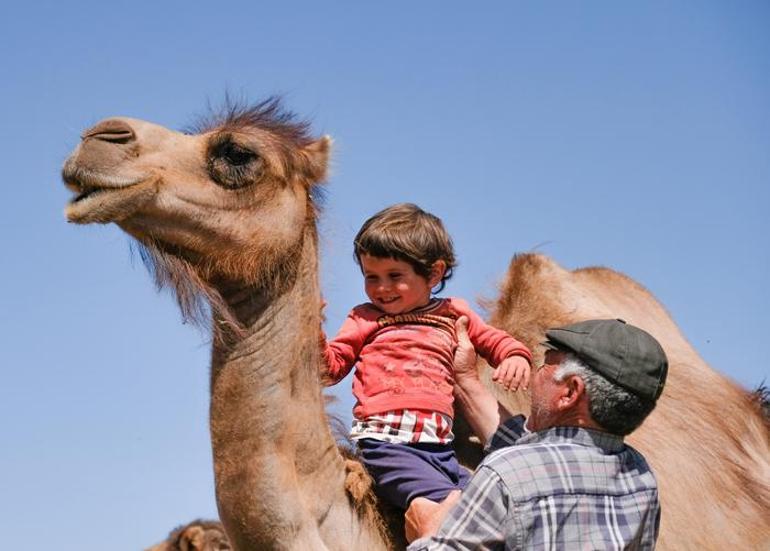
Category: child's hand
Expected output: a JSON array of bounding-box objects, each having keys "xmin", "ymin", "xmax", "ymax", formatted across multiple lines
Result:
[
  {"xmin": 492, "ymin": 355, "xmax": 531, "ymax": 392},
  {"xmin": 320, "ymin": 297, "xmax": 328, "ymax": 323}
]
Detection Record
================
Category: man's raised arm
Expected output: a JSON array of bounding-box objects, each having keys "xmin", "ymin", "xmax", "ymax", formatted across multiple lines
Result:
[{"xmin": 452, "ymin": 316, "xmax": 512, "ymax": 446}]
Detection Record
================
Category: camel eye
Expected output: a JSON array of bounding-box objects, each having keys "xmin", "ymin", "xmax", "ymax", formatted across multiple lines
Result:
[
  {"xmin": 221, "ymin": 142, "xmax": 255, "ymax": 166},
  {"xmin": 207, "ymin": 136, "xmax": 262, "ymax": 189}
]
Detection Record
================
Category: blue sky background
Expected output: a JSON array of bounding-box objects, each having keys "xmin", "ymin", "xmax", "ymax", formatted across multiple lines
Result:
[{"xmin": 1, "ymin": 2, "xmax": 768, "ymax": 549}]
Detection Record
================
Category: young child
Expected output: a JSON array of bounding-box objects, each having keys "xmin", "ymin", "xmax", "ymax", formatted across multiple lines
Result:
[{"xmin": 321, "ymin": 203, "xmax": 532, "ymax": 517}]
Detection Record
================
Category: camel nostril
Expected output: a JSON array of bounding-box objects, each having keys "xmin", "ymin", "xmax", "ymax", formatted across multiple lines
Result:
[{"xmin": 82, "ymin": 119, "xmax": 136, "ymax": 144}]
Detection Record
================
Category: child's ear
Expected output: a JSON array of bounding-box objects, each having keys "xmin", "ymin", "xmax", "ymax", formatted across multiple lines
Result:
[{"xmin": 429, "ymin": 260, "xmax": 447, "ymax": 287}]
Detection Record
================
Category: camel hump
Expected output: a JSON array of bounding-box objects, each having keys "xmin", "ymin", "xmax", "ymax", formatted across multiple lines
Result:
[
  {"xmin": 505, "ymin": 253, "xmax": 568, "ymax": 284},
  {"xmin": 488, "ymin": 253, "xmax": 708, "ymax": 385},
  {"xmin": 492, "ymin": 253, "xmax": 568, "ymax": 320}
]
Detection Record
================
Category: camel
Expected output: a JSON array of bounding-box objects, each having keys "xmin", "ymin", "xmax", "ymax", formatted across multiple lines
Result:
[
  {"xmin": 61, "ymin": 98, "xmax": 770, "ymax": 550},
  {"xmin": 63, "ymin": 99, "xmax": 394, "ymax": 550},
  {"xmin": 146, "ymin": 519, "xmax": 230, "ymax": 551}
]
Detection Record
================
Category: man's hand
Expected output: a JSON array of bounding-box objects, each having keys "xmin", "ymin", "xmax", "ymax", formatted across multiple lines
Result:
[
  {"xmin": 404, "ymin": 491, "xmax": 462, "ymax": 542},
  {"xmin": 453, "ymin": 316, "xmax": 479, "ymax": 382},
  {"xmin": 491, "ymin": 355, "xmax": 531, "ymax": 392}
]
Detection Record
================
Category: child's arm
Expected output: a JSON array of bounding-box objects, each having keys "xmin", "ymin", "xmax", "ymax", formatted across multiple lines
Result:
[
  {"xmin": 449, "ymin": 298, "xmax": 532, "ymax": 391},
  {"xmin": 321, "ymin": 309, "xmax": 368, "ymax": 385}
]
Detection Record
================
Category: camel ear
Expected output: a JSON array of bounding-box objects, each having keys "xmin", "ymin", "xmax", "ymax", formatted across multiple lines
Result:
[
  {"xmin": 179, "ymin": 525, "xmax": 206, "ymax": 551},
  {"xmin": 303, "ymin": 135, "xmax": 332, "ymax": 182}
]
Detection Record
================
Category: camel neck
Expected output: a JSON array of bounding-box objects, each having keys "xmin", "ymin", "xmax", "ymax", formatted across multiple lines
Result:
[
  {"xmin": 206, "ymin": 228, "xmax": 355, "ymax": 549},
  {"xmin": 209, "ymin": 226, "xmax": 324, "ymax": 447},
  {"xmin": 209, "ymin": 257, "xmax": 322, "ymax": 409}
]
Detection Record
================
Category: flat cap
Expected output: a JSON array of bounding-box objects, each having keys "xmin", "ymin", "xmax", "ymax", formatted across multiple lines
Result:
[{"xmin": 543, "ymin": 319, "xmax": 668, "ymax": 401}]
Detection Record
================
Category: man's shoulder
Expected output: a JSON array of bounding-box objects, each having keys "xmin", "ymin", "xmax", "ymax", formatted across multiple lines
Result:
[
  {"xmin": 622, "ymin": 442, "xmax": 657, "ymax": 477},
  {"xmin": 481, "ymin": 438, "xmax": 562, "ymax": 489},
  {"xmin": 479, "ymin": 442, "xmax": 566, "ymax": 503},
  {"xmin": 484, "ymin": 438, "xmax": 558, "ymax": 470},
  {"xmin": 482, "ymin": 433, "xmax": 659, "ymax": 501}
]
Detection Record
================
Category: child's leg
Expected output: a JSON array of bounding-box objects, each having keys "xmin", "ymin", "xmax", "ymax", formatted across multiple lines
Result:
[
  {"xmin": 356, "ymin": 439, "xmax": 468, "ymax": 509},
  {"xmin": 405, "ymin": 490, "xmax": 462, "ymax": 542},
  {"xmin": 401, "ymin": 450, "xmax": 469, "ymax": 542}
]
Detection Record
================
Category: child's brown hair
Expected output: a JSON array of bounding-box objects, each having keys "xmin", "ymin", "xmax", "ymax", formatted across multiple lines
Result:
[{"xmin": 354, "ymin": 203, "xmax": 456, "ymax": 292}]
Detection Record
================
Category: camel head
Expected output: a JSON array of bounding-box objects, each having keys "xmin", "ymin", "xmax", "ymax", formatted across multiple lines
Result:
[
  {"xmin": 145, "ymin": 519, "xmax": 231, "ymax": 551},
  {"xmin": 62, "ymin": 98, "xmax": 331, "ymax": 322}
]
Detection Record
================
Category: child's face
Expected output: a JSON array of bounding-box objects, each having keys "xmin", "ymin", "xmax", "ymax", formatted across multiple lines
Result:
[{"xmin": 359, "ymin": 254, "xmax": 445, "ymax": 315}]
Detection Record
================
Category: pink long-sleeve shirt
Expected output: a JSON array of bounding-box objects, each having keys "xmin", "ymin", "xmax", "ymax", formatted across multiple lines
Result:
[{"xmin": 322, "ymin": 297, "xmax": 532, "ymax": 420}]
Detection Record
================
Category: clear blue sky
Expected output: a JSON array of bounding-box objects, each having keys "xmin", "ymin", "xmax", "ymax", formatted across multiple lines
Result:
[{"xmin": 1, "ymin": 2, "xmax": 768, "ymax": 549}]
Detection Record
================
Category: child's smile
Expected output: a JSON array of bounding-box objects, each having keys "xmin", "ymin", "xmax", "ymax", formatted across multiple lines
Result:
[{"xmin": 359, "ymin": 254, "xmax": 443, "ymax": 315}]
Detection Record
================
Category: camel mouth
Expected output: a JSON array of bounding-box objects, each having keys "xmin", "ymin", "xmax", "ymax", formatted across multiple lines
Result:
[
  {"xmin": 63, "ymin": 168, "xmax": 158, "ymax": 226},
  {"xmin": 71, "ymin": 185, "xmax": 118, "ymax": 204},
  {"xmin": 62, "ymin": 160, "xmax": 148, "ymax": 194}
]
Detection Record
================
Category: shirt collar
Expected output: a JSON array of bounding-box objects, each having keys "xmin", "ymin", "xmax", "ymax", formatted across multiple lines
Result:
[
  {"xmin": 517, "ymin": 425, "xmax": 625, "ymax": 453},
  {"xmin": 370, "ymin": 297, "xmax": 444, "ymax": 315}
]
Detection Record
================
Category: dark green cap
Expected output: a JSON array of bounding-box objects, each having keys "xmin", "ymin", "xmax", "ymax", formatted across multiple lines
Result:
[{"xmin": 543, "ymin": 319, "xmax": 668, "ymax": 401}]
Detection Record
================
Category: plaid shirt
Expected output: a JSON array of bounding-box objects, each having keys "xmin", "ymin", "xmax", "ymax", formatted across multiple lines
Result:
[{"xmin": 409, "ymin": 416, "xmax": 660, "ymax": 550}]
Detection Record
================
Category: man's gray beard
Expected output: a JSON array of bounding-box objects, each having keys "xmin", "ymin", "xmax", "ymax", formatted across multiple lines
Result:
[{"xmin": 528, "ymin": 393, "xmax": 552, "ymax": 430}]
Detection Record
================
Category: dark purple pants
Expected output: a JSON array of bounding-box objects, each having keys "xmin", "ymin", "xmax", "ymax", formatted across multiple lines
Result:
[{"xmin": 357, "ymin": 438, "xmax": 471, "ymax": 510}]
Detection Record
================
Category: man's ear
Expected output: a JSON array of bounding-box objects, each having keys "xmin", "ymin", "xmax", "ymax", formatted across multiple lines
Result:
[
  {"xmin": 558, "ymin": 375, "xmax": 585, "ymax": 410},
  {"xmin": 303, "ymin": 135, "xmax": 332, "ymax": 182}
]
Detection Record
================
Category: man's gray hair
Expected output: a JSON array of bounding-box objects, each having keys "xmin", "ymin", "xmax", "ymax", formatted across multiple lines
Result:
[{"xmin": 555, "ymin": 353, "xmax": 656, "ymax": 436}]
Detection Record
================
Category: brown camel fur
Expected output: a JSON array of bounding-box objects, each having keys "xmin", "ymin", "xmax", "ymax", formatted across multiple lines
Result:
[{"xmin": 62, "ymin": 99, "xmax": 769, "ymax": 550}]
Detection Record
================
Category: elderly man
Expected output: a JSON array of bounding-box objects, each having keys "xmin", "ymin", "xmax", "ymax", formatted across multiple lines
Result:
[{"xmin": 407, "ymin": 317, "xmax": 668, "ymax": 550}]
